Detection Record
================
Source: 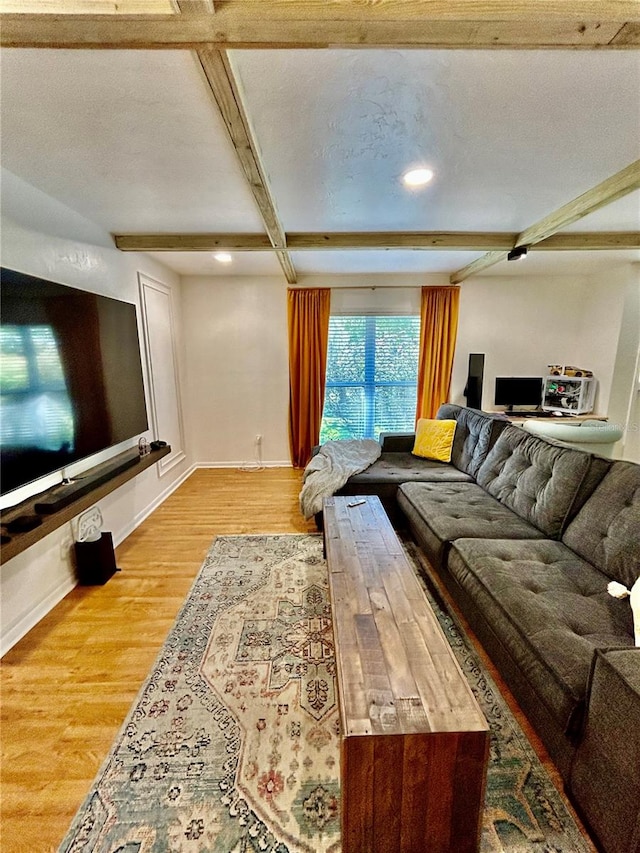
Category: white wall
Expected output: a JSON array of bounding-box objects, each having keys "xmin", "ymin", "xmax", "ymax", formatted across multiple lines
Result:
[
  {"xmin": 624, "ymin": 348, "xmax": 640, "ymax": 463},
  {"xmin": 573, "ymin": 266, "xmax": 631, "ymax": 416},
  {"xmin": 604, "ymin": 264, "xmax": 640, "ymax": 461},
  {"xmin": 3, "ymin": 243, "xmax": 628, "ymax": 479},
  {"xmin": 181, "ymin": 274, "xmax": 444, "ymax": 466},
  {"xmin": 1, "ymin": 172, "xmax": 193, "ymax": 655},
  {"xmin": 451, "ymin": 272, "xmax": 629, "ymax": 419},
  {"xmin": 181, "ymin": 275, "xmax": 290, "ymax": 467},
  {"xmin": 182, "ymin": 268, "xmax": 636, "ymax": 469}
]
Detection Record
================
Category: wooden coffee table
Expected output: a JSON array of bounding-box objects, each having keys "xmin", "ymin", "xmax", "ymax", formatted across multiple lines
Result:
[{"xmin": 323, "ymin": 494, "xmax": 489, "ymax": 853}]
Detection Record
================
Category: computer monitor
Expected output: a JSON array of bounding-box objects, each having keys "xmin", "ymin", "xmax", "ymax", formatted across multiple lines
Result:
[{"xmin": 494, "ymin": 377, "xmax": 543, "ymax": 411}]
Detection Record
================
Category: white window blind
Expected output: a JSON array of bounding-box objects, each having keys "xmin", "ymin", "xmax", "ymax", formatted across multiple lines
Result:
[
  {"xmin": 0, "ymin": 325, "xmax": 74, "ymax": 449},
  {"xmin": 320, "ymin": 315, "xmax": 420, "ymax": 442}
]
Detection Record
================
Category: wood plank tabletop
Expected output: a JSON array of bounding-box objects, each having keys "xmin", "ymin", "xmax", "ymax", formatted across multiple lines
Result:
[{"xmin": 323, "ymin": 494, "xmax": 488, "ymax": 738}]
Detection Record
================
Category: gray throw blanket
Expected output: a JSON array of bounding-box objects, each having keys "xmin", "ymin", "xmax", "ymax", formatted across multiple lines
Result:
[{"xmin": 299, "ymin": 439, "xmax": 382, "ymax": 519}]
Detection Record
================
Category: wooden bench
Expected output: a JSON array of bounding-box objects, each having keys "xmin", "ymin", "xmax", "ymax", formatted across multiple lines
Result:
[{"xmin": 323, "ymin": 494, "xmax": 489, "ymax": 853}]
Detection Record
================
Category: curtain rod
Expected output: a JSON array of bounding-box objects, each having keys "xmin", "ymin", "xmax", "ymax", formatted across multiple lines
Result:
[{"xmin": 288, "ymin": 284, "xmax": 453, "ymax": 290}]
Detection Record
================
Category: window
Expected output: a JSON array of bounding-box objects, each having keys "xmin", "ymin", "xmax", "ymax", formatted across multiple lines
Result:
[
  {"xmin": 320, "ymin": 315, "xmax": 420, "ymax": 442},
  {"xmin": 0, "ymin": 325, "xmax": 74, "ymax": 450}
]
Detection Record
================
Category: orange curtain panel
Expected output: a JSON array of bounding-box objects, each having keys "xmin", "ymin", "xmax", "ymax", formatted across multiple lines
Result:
[
  {"xmin": 416, "ymin": 286, "xmax": 461, "ymax": 421},
  {"xmin": 287, "ymin": 287, "xmax": 331, "ymax": 468}
]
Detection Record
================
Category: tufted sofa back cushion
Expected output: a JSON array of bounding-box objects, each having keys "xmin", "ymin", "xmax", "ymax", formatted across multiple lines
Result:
[
  {"xmin": 563, "ymin": 461, "xmax": 640, "ymax": 588},
  {"xmin": 437, "ymin": 404, "xmax": 509, "ymax": 478},
  {"xmin": 476, "ymin": 426, "xmax": 592, "ymax": 538}
]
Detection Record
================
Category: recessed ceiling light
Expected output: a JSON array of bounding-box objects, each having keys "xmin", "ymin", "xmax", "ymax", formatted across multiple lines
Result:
[
  {"xmin": 214, "ymin": 252, "xmax": 233, "ymax": 264},
  {"xmin": 402, "ymin": 167, "xmax": 434, "ymax": 187}
]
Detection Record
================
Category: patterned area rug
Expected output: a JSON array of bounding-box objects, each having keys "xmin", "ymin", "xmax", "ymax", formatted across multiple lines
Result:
[{"xmin": 60, "ymin": 534, "xmax": 591, "ymax": 853}]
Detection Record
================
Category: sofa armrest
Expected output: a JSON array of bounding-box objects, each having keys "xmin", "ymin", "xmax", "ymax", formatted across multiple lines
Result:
[
  {"xmin": 570, "ymin": 647, "xmax": 640, "ymax": 853},
  {"xmin": 378, "ymin": 432, "xmax": 415, "ymax": 453}
]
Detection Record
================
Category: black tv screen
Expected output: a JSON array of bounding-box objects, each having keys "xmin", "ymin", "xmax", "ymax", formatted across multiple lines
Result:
[
  {"xmin": 494, "ymin": 376, "xmax": 543, "ymax": 409},
  {"xmin": 0, "ymin": 268, "xmax": 149, "ymax": 501}
]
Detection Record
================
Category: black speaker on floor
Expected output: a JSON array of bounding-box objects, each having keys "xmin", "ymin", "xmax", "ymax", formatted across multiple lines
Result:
[
  {"xmin": 464, "ymin": 353, "xmax": 485, "ymax": 410},
  {"xmin": 74, "ymin": 532, "xmax": 118, "ymax": 585}
]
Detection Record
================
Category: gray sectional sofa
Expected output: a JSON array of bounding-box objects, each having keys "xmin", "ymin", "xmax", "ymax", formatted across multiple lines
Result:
[
  {"xmin": 333, "ymin": 404, "xmax": 640, "ymax": 853},
  {"xmin": 333, "ymin": 403, "xmax": 509, "ymax": 525}
]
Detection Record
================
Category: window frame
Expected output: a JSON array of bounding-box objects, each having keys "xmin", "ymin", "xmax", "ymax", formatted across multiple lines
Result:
[{"xmin": 321, "ymin": 312, "xmax": 420, "ymax": 442}]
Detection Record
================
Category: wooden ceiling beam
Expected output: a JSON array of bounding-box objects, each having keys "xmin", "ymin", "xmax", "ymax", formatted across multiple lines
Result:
[
  {"xmin": 0, "ymin": 2, "xmax": 172, "ymax": 11},
  {"xmin": 450, "ymin": 161, "xmax": 640, "ymax": 283},
  {"xmin": 118, "ymin": 234, "xmax": 275, "ymax": 251},
  {"xmin": 532, "ymin": 232, "xmax": 640, "ymax": 250},
  {"xmin": 517, "ymin": 161, "xmax": 640, "ymax": 247},
  {"xmin": 2, "ymin": 8, "xmax": 639, "ymax": 50},
  {"xmin": 193, "ymin": 47, "xmax": 296, "ymax": 282},
  {"xmin": 207, "ymin": 2, "xmax": 640, "ymax": 22},
  {"xmin": 287, "ymin": 231, "xmax": 640, "ymax": 251},
  {"xmin": 174, "ymin": 0, "xmax": 214, "ymax": 11},
  {"xmin": 286, "ymin": 232, "xmax": 516, "ymax": 251},
  {"xmin": 172, "ymin": 3, "xmax": 294, "ymax": 283},
  {"xmin": 113, "ymin": 231, "xmax": 640, "ymax": 253},
  {"xmin": 3, "ymin": 2, "xmax": 638, "ymax": 20},
  {"xmin": 450, "ymin": 250, "xmax": 506, "ymax": 282},
  {"xmin": 612, "ymin": 22, "xmax": 640, "ymax": 44}
]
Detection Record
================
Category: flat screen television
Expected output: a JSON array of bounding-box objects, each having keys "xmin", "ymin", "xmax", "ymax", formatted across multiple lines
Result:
[
  {"xmin": 1, "ymin": 267, "xmax": 149, "ymax": 506},
  {"xmin": 494, "ymin": 376, "xmax": 543, "ymax": 411}
]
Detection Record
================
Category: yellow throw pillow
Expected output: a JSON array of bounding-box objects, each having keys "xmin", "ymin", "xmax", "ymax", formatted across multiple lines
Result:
[{"xmin": 412, "ymin": 418, "xmax": 457, "ymax": 462}]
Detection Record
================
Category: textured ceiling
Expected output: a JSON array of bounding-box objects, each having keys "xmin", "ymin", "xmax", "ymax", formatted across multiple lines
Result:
[
  {"xmin": 230, "ymin": 49, "xmax": 640, "ymax": 233},
  {"xmin": 1, "ymin": 42, "xmax": 639, "ymax": 277}
]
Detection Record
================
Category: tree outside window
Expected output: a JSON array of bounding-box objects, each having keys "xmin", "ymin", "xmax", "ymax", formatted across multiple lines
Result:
[{"xmin": 320, "ymin": 315, "xmax": 419, "ymax": 442}]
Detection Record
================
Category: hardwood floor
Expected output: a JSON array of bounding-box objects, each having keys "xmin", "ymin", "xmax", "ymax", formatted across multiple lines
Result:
[
  {"xmin": 1, "ymin": 468, "xmax": 315, "ymax": 853},
  {"xmin": 1, "ymin": 468, "xmax": 595, "ymax": 852}
]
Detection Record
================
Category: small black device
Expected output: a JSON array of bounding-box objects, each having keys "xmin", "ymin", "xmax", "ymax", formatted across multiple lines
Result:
[
  {"xmin": 74, "ymin": 531, "xmax": 118, "ymax": 585},
  {"xmin": 150, "ymin": 440, "xmax": 167, "ymax": 450},
  {"xmin": 5, "ymin": 514, "xmax": 43, "ymax": 533},
  {"xmin": 507, "ymin": 246, "xmax": 528, "ymax": 261},
  {"xmin": 34, "ymin": 452, "xmax": 140, "ymax": 514},
  {"xmin": 464, "ymin": 353, "xmax": 485, "ymax": 410}
]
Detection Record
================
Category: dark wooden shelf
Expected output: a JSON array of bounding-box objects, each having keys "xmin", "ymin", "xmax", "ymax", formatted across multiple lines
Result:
[{"xmin": 0, "ymin": 445, "xmax": 171, "ymax": 564}]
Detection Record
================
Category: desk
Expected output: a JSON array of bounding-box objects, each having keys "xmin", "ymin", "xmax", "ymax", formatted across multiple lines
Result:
[{"xmin": 499, "ymin": 413, "xmax": 607, "ymax": 425}]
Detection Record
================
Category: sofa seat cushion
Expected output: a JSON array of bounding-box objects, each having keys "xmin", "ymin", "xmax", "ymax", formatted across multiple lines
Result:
[
  {"xmin": 476, "ymin": 426, "xmax": 593, "ymax": 538},
  {"xmin": 345, "ymin": 452, "xmax": 474, "ymax": 485},
  {"xmin": 397, "ymin": 481, "xmax": 545, "ymax": 567},
  {"xmin": 338, "ymin": 454, "xmax": 473, "ymax": 513},
  {"xmin": 562, "ymin": 460, "xmax": 640, "ymax": 589},
  {"xmin": 447, "ymin": 537, "xmax": 635, "ymax": 737}
]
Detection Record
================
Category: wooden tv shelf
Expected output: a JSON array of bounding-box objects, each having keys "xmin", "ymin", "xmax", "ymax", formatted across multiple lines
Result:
[{"xmin": 0, "ymin": 445, "xmax": 170, "ymax": 564}]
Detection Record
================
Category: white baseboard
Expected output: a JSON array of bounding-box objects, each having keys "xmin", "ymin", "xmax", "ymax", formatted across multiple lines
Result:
[
  {"xmin": 1, "ymin": 463, "xmax": 197, "ymax": 657},
  {"xmin": 1, "ymin": 572, "xmax": 76, "ymax": 658},
  {"xmin": 1, "ymin": 460, "xmax": 293, "ymax": 656},
  {"xmin": 112, "ymin": 460, "xmax": 293, "ymax": 545},
  {"xmin": 196, "ymin": 460, "xmax": 293, "ymax": 469},
  {"xmin": 113, "ymin": 462, "xmax": 197, "ymax": 546}
]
